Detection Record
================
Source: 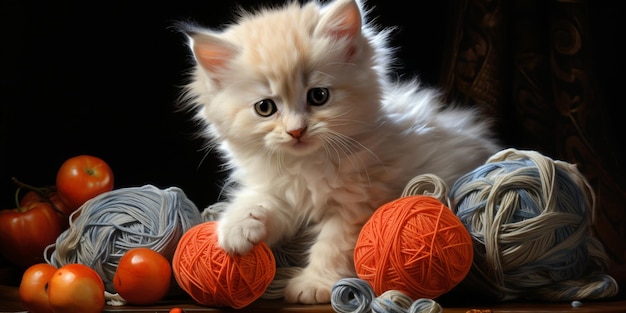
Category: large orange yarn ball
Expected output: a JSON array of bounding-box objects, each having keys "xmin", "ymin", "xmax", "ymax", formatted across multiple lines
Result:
[
  {"xmin": 354, "ymin": 195, "xmax": 473, "ymax": 299},
  {"xmin": 171, "ymin": 221, "xmax": 276, "ymax": 309}
]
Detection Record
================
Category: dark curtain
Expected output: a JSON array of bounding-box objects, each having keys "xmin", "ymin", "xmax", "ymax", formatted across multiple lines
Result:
[{"xmin": 439, "ymin": 0, "xmax": 625, "ymax": 286}]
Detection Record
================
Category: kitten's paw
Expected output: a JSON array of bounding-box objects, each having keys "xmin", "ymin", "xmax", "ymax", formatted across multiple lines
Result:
[
  {"xmin": 284, "ymin": 271, "xmax": 333, "ymax": 304},
  {"xmin": 217, "ymin": 205, "xmax": 268, "ymax": 255}
]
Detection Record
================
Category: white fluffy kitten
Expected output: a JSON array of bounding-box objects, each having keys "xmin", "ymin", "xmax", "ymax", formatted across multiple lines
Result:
[{"xmin": 179, "ymin": 0, "xmax": 500, "ymax": 304}]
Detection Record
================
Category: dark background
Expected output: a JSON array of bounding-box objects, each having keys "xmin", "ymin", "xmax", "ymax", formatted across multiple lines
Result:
[
  {"xmin": 3, "ymin": 0, "xmax": 626, "ymax": 298},
  {"xmin": 0, "ymin": 0, "xmax": 451, "ymax": 211}
]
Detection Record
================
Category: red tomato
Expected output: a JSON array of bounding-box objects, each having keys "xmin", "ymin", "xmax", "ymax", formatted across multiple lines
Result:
[
  {"xmin": 19, "ymin": 263, "xmax": 57, "ymax": 313},
  {"xmin": 55, "ymin": 155, "xmax": 114, "ymax": 211},
  {"xmin": 113, "ymin": 247, "xmax": 172, "ymax": 305},
  {"xmin": 21, "ymin": 190, "xmax": 70, "ymax": 215},
  {"xmin": 19, "ymin": 190, "xmax": 44, "ymax": 207},
  {"xmin": 20, "ymin": 190, "xmax": 71, "ymax": 227},
  {"xmin": 0, "ymin": 202, "xmax": 64, "ymax": 268},
  {"xmin": 47, "ymin": 263, "xmax": 105, "ymax": 313}
]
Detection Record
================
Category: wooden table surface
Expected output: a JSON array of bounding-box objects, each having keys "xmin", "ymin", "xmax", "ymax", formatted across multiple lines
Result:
[{"xmin": 1, "ymin": 284, "xmax": 624, "ymax": 313}]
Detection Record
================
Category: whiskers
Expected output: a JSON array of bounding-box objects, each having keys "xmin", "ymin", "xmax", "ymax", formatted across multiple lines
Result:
[
  {"xmin": 318, "ymin": 128, "xmax": 383, "ymax": 185},
  {"xmin": 261, "ymin": 143, "xmax": 289, "ymax": 176}
]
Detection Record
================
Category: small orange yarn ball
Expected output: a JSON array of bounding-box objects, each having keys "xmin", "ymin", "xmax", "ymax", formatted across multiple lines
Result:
[
  {"xmin": 171, "ymin": 221, "xmax": 276, "ymax": 309},
  {"xmin": 354, "ymin": 195, "xmax": 473, "ymax": 299}
]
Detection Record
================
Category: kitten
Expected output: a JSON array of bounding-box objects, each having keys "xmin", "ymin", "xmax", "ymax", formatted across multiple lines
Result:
[{"xmin": 178, "ymin": 0, "xmax": 500, "ymax": 304}]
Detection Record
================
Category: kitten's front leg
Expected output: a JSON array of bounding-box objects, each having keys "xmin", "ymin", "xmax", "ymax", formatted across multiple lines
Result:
[
  {"xmin": 284, "ymin": 214, "xmax": 361, "ymax": 304},
  {"xmin": 217, "ymin": 192, "xmax": 290, "ymax": 255},
  {"xmin": 218, "ymin": 203, "xmax": 268, "ymax": 255}
]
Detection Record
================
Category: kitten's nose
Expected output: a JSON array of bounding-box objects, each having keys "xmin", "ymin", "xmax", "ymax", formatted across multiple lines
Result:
[{"xmin": 287, "ymin": 127, "xmax": 307, "ymax": 139}]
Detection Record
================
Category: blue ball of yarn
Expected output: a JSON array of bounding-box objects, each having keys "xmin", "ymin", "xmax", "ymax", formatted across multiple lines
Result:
[
  {"xmin": 331, "ymin": 278, "xmax": 443, "ymax": 313},
  {"xmin": 46, "ymin": 184, "xmax": 203, "ymax": 292},
  {"xmin": 331, "ymin": 278, "xmax": 376, "ymax": 313},
  {"xmin": 449, "ymin": 148, "xmax": 618, "ymax": 301}
]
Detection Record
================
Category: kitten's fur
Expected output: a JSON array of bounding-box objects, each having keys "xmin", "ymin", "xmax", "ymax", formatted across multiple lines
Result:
[{"xmin": 179, "ymin": 0, "xmax": 500, "ymax": 304}]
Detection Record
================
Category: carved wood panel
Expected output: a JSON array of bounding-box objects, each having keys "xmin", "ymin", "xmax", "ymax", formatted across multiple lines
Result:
[{"xmin": 439, "ymin": 0, "xmax": 625, "ymax": 286}]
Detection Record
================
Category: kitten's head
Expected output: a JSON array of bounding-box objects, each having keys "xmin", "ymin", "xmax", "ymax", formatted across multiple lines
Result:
[{"xmin": 179, "ymin": 0, "xmax": 391, "ymax": 160}]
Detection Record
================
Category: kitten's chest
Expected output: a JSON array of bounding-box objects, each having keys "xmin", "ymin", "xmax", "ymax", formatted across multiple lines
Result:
[
  {"xmin": 234, "ymin": 147, "xmax": 398, "ymax": 217},
  {"xmin": 271, "ymin": 166, "xmax": 339, "ymax": 207}
]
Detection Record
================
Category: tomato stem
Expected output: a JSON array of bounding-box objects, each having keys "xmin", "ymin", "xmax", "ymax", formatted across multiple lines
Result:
[
  {"xmin": 13, "ymin": 187, "xmax": 23, "ymax": 213},
  {"xmin": 11, "ymin": 177, "xmax": 67, "ymax": 217},
  {"xmin": 11, "ymin": 176, "xmax": 53, "ymax": 197}
]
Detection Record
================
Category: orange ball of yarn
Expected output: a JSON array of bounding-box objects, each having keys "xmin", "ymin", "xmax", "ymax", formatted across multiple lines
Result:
[
  {"xmin": 354, "ymin": 195, "xmax": 473, "ymax": 299},
  {"xmin": 171, "ymin": 221, "xmax": 276, "ymax": 309}
]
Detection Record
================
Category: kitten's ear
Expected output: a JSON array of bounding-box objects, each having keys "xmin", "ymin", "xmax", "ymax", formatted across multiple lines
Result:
[
  {"xmin": 316, "ymin": 0, "xmax": 362, "ymax": 39},
  {"xmin": 189, "ymin": 33, "xmax": 237, "ymax": 73}
]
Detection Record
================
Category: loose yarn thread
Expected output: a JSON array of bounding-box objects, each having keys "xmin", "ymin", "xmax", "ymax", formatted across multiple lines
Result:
[
  {"xmin": 331, "ymin": 278, "xmax": 442, "ymax": 313},
  {"xmin": 449, "ymin": 148, "xmax": 619, "ymax": 301},
  {"xmin": 401, "ymin": 173, "xmax": 450, "ymax": 204},
  {"xmin": 171, "ymin": 221, "xmax": 276, "ymax": 309},
  {"xmin": 45, "ymin": 184, "xmax": 202, "ymax": 292}
]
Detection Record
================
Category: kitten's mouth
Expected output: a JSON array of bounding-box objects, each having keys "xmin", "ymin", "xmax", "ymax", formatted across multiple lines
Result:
[
  {"xmin": 291, "ymin": 139, "xmax": 308, "ymax": 148},
  {"xmin": 285, "ymin": 137, "xmax": 318, "ymax": 155}
]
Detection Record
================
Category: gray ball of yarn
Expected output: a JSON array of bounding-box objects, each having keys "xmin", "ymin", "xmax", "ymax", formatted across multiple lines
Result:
[
  {"xmin": 46, "ymin": 184, "xmax": 203, "ymax": 292},
  {"xmin": 450, "ymin": 148, "xmax": 618, "ymax": 301}
]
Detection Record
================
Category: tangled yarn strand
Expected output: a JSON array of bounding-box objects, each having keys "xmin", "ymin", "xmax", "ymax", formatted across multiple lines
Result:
[{"xmin": 402, "ymin": 174, "xmax": 450, "ymax": 206}]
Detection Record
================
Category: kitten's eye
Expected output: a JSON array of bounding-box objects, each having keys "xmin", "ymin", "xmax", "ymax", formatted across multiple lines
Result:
[
  {"xmin": 307, "ymin": 87, "xmax": 329, "ymax": 106},
  {"xmin": 254, "ymin": 99, "xmax": 277, "ymax": 117}
]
